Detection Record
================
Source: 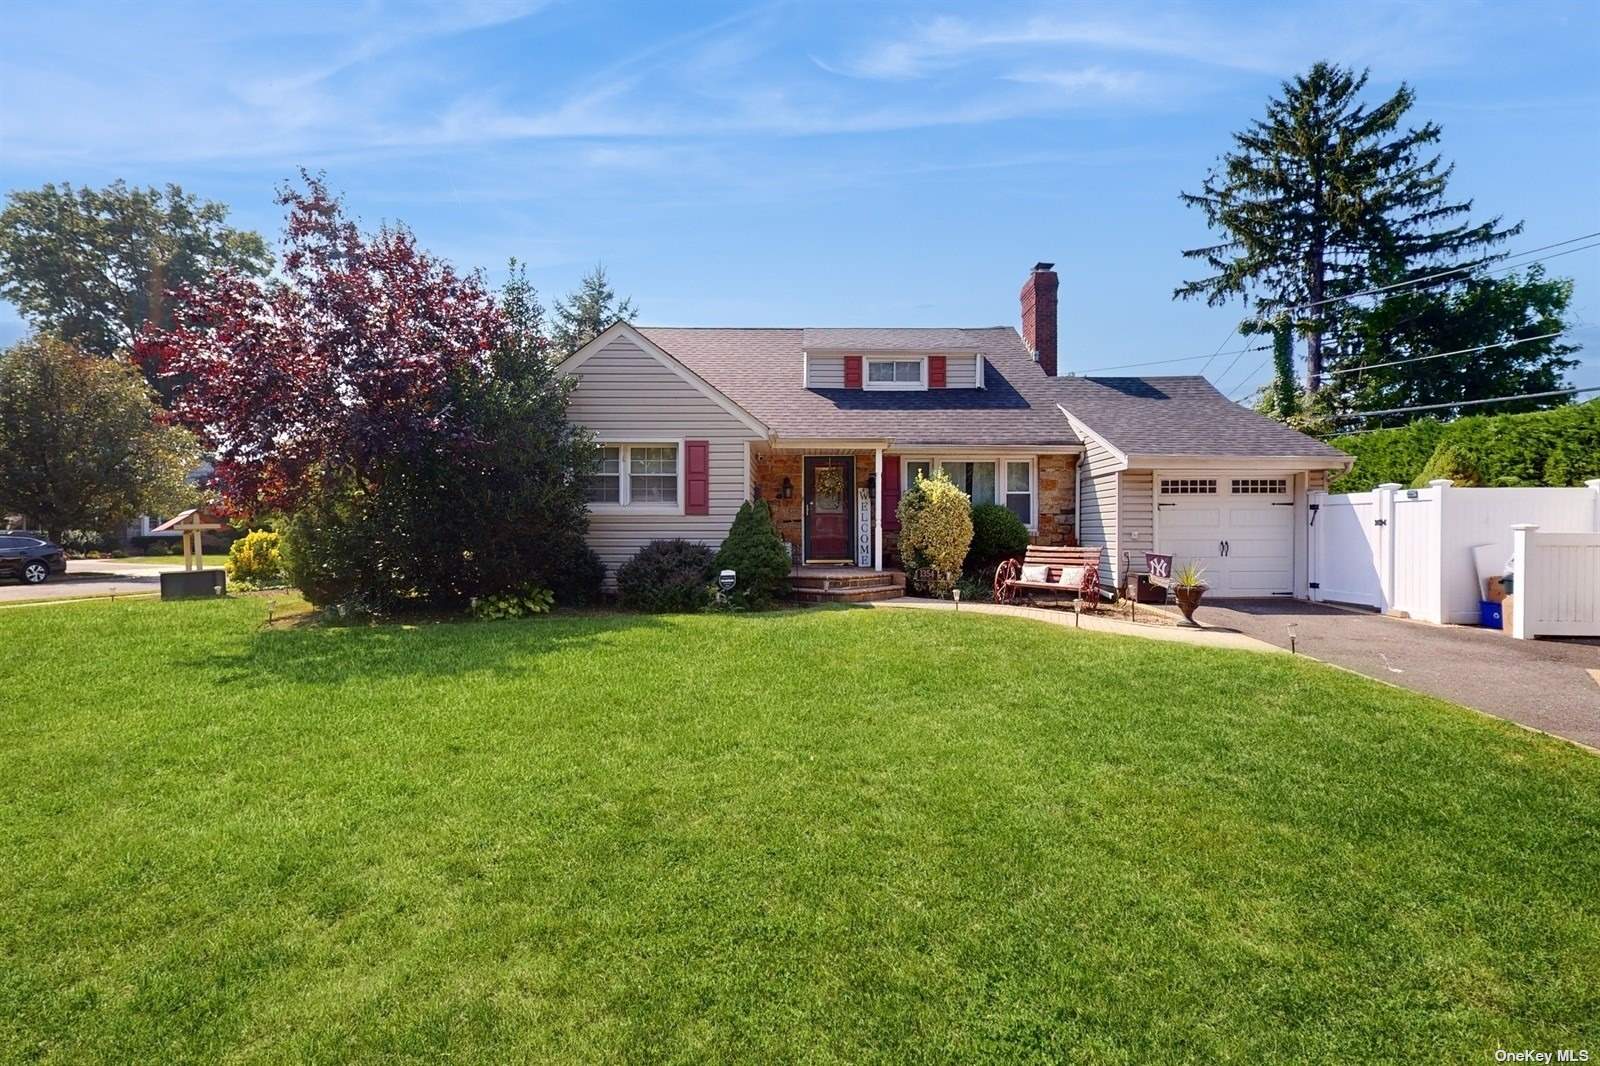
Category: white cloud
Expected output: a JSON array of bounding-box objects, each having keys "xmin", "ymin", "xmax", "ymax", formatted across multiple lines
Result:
[{"xmin": 830, "ymin": 3, "xmax": 1472, "ymax": 81}]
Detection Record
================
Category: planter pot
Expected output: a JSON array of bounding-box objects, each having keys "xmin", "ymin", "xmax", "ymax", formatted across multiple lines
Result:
[{"xmin": 1173, "ymin": 584, "xmax": 1207, "ymax": 625}]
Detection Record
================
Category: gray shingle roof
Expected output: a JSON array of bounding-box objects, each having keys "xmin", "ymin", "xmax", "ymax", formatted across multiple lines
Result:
[
  {"xmin": 1051, "ymin": 376, "xmax": 1350, "ymax": 460},
  {"xmin": 800, "ymin": 327, "xmax": 982, "ymax": 352},
  {"xmin": 633, "ymin": 325, "xmax": 1347, "ymax": 462},
  {"xmin": 639, "ymin": 326, "xmax": 1079, "ymax": 446}
]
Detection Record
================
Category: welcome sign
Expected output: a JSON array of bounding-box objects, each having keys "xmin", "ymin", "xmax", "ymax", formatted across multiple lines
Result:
[{"xmin": 856, "ymin": 488, "xmax": 872, "ymax": 567}]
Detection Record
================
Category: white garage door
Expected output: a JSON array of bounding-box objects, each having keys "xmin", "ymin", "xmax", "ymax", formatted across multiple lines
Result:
[{"xmin": 1156, "ymin": 476, "xmax": 1295, "ymax": 597}]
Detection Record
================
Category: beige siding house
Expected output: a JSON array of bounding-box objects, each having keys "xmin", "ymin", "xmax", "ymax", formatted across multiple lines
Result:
[
  {"xmin": 560, "ymin": 327, "xmax": 767, "ymax": 584},
  {"xmin": 557, "ymin": 263, "xmax": 1350, "ymax": 602}
]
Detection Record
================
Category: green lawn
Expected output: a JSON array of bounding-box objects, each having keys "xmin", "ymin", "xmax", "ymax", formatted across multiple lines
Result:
[
  {"xmin": 111, "ymin": 553, "xmax": 231, "ymax": 568},
  {"xmin": 2, "ymin": 598, "xmax": 1597, "ymax": 1063}
]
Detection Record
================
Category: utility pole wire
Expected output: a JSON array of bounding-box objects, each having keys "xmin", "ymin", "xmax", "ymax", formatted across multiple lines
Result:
[
  {"xmin": 1324, "ymin": 331, "xmax": 1570, "ymax": 377},
  {"xmin": 1270, "ymin": 232, "xmax": 1600, "ymax": 317},
  {"xmin": 1082, "ymin": 344, "xmax": 1268, "ymax": 374},
  {"xmin": 1335, "ymin": 384, "xmax": 1600, "ymax": 421}
]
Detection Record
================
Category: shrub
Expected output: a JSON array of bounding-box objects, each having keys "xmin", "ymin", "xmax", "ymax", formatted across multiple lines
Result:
[
  {"xmin": 547, "ymin": 541, "xmax": 607, "ymax": 607},
  {"xmin": 1331, "ymin": 400, "xmax": 1600, "ymax": 492},
  {"xmin": 954, "ymin": 569, "xmax": 996, "ymax": 604},
  {"xmin": 617, "ymin": 539, "xmax": 715, "ymax": 613},
  {"xmin": 1328, "ymin": 420, "xmax": 1445, "ymax": 492},
  {"xmin": 226, "ymin": 530, "xmax": 286, "ymax": 587},
  {"xmin": 897, "ymin": 470, "xmax": 974, "ymax": 596},
  {"xmin": 471, "ymin": 584, "xmax": 554, "ymax": 620},
  {"xmin": 60, "ymin": 529, "xmax": 115, "ymax": 553},
  {"xmin": 713, "ymin": 500, "xmax": 791, "ymax": 608},
  {"xmin": 966, "ymin": 503, "xmax": 1029, "ymax": 571}
]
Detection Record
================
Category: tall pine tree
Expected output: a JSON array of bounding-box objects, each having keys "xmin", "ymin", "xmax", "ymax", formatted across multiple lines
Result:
[
  {"xmin": 552, "ymin": 263, "xmax": 637, "ymax": 358},
  {"xmin": 1176, "ymin": 62, "xmax": 1517, "ymax": 392}
]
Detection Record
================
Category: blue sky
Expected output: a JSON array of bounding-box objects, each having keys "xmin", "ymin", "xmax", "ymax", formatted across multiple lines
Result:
[{"xmin": 3, "ymin": 0, "xmax": 1598, "ymax": 398}]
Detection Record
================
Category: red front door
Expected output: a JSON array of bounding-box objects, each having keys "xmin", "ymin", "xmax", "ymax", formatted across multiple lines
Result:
[{"xmin": 804, "ymin": 456, "xmax": 854, "ymax": 561}]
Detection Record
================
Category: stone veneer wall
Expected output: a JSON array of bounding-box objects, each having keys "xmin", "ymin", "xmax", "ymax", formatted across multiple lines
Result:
[
  {"xmin": 1036, "ymin": 453, "xmax": 1077, "ymax": 547},
  {"xmin": 752, "ymin": 450, "xmax": 1079, "ymax": 563}
]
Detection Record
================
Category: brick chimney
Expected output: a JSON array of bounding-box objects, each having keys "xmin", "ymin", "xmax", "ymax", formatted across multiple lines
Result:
[{"xmin": 1020, "ymin": 261, "xmax": 1058, "ymax": 377}]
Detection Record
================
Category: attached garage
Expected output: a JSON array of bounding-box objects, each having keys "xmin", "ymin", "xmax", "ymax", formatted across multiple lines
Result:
[
  {"xmin": 1155, "ymin": 475, "xmax": 1296, "ymax": 597},
  {"xmin": 1056, "ymin": 377, "xmax": 1354, "ymax": 600}
]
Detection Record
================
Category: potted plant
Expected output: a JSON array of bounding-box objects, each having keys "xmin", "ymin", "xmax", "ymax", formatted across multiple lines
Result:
[{"xmin": 1172, "ymin": 561, "xmax": 1208, "ymax": 626}]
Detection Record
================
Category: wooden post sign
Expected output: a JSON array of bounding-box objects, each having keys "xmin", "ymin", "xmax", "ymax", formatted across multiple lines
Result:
[
  {"xmin": 855, "ymin": 488, "xmax": 872, "ymax": 567},
  {"xmin": 150, "ymin": 508, "xmax": 228, "ymax": 599}
]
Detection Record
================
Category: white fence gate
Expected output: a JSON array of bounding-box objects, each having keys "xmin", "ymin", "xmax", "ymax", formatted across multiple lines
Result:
[
  {"xmin": 1307, "ymin": 493, "xmax": 1383, "ymax": 608},
  {"xmin": 1309, "ymin": 479, "xmax": 1600, "ymax": 636}
]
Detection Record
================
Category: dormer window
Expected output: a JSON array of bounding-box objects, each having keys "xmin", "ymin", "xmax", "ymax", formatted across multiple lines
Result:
[{"xmin": 864, "ymin": 357, "xmax": 925, "ymax": 391}]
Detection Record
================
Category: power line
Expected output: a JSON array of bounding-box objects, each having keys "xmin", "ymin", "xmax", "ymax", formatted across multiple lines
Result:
[
  {"xmin": 1223, "ymin": 235, "xmax": 1598, "ymax": 398},
  {"xmin": 1083, "ymin": 343, "xmax": 1268, "ymax": 374},
  {"xmin": 1325, "ymin": 331, "xmax": 1569, "ymax": 377},
  {"xmin": 1334, "ymin": 384, "xmax": 1600, "ymax": 422},
  {"xmin": 1195, "ymin": 322, "xmax": 1246, "ymax": 377},
  {"xmin": 1272, "ymin": 231, "xmax": 1600, "ymax": 317},
  {"xmin": 1228, "ymin": 354, "xmax": 1276, "ymax": 401}
]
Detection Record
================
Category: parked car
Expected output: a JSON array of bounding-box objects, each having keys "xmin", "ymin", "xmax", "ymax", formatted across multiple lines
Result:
[{"xmin": 0, "ymin": 534, "xmax": 68, "ymax": 584}]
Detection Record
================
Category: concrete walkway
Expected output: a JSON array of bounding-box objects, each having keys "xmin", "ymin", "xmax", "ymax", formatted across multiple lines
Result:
[{"xmin": 868, "ymin": 596, "xmax": 1283, "ymax": 654}]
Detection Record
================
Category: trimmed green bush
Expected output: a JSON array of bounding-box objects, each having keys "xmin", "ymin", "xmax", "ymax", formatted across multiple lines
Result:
[
  {"xmin": 617, "ymin": 539, "xmax": 715, "ymax": 613},
  {"xmin": 966, "ymin": 503, "xmax": 1029, "ymax": 572},
  {"xmin": 713, "ymin": 500, "xmax": 791, "ymax": 608},
  {"xmin": 225, "ymin": 530, "xmax": 285, "ymax": 587},
  {"xmin": 1331, "ymin": 400, "xmax": 1600, "ymax": 491},
  {"xmin": 898, "ymin": 470, "xmax": 974, "ymax": 597},
  {"xmin": 1329, "ymin": 420, "xmax": 1446, "ymax": 492}
]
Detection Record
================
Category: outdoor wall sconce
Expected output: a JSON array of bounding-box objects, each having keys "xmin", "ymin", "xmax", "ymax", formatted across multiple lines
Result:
[
  {"xmin": 866, "ymin": 473, "xmax": 877, "ymax": 492},
  {"xmin": 780, "ymin": 477, "xmax": 794, "ymax": 499}
]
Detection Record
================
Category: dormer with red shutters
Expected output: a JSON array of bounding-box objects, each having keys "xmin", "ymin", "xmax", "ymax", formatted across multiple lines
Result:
[{"xmin": 801, "ymin": 330, "xmax": 986, "ymax": 391}]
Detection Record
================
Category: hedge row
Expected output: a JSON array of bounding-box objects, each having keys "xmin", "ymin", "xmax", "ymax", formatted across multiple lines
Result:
[{"xmin": 1331, "ymin": 399, "xmax": 1600, "ymax": 492}]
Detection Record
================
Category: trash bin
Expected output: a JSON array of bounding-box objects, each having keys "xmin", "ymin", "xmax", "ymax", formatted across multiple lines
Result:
[{"xmin": 1478, "ymin": 599, "xmax": 1503, "ymax": 629}]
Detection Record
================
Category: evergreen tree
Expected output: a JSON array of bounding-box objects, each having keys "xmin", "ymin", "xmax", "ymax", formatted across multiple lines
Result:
[
  {"xmin": 551, "ymin": 263, "xmax": 636, "ymax": 358},
  {"xmin": 1176, "ymin": 62, "xmax": 1517, "ymax": 391},
  {"xmin": 499, "ymin": 257, "xmax": 547, "ymax": 349}
]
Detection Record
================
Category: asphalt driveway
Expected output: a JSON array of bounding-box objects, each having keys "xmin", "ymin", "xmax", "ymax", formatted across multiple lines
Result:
[{"xmin": 1198, "ymin": 599, "xmax": 1600, "ymax": 750}]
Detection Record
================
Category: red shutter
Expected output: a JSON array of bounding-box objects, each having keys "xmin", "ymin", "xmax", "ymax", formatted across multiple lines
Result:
[
  {"xmin": 928, "ymin": 355, "xmax": 946, "ymax": 389},
  {"xmin": 881, "ymin": 455, "xmax": 903, "ymax": 532},
  {"xmin": 685, "ymin": 440, "xmax": 710, "ymax": 515},
  {"xmin": 843, "ymin": 355, "xmax": 862, "ymax": 389}
]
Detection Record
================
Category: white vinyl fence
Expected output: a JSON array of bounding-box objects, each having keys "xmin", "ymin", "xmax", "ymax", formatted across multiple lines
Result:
[
  {"xmin": 1309, "ymin": 479, "xmax": 1600, "ymax": 637},
  {"xmin": 1510, "ymin": 525, "xmax": 1600, "ymax": 639}
]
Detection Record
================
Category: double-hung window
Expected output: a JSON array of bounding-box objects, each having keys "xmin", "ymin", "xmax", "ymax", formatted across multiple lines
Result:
[
  {"xmin": 587, "ymin": 443, "xmax": 680, "ymax": 509},
  {"xmin": 902, "ymin": 456, "xmax": 1037, "ymax": 530},
  {"xmin": 940, "ymin": 461, "xmax": 997, "ymax": 507},
  {"xmin": 865, "ymin": 358, "xmax": 924, "ymax": 390},
  {"xmin": 1004, "ymin": 461, "xmax": 1033, "ymax": 525},
  {"xmin": 586, "ymin": 446, "xmax": 622, "ymax": 503}
]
